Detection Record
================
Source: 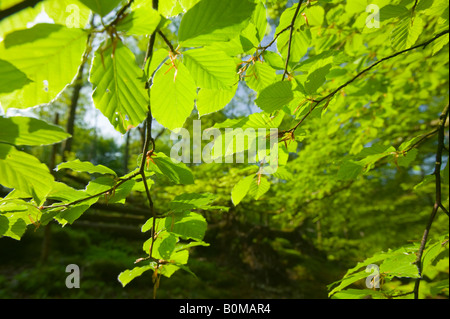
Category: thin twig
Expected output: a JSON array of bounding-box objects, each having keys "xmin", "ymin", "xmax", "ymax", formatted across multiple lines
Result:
[
  {"xmin": 138, "ymin": 0, "xmax": 159, "ymax": 270},
  {"xmin": 158, "ymin": 30, "xmax": 176, "ymax": 53},
  {"xmin": 402, "ymin": 128, "xmax": 439, "ymax": 153},
  {"xmin": 0, "ymin": 0, "xmax": 43, "ymax": 22},
  {"xmin": 282, "ymin": 0, "xmax": 304, "ymax": 80},
  {"xmin": 413, "ymin": 103, "xmax": 449, "ymax": 299},
  {"xmin": 286, "ymin": 30, "xmax": 450, "ymax": 134},
  {"xmin": 41, "ymin": 172, "xmax": 140, "ymax": 210},
  {"xmin": 106, "ymin": 0, "xmax": 135, "ymax": 29}
]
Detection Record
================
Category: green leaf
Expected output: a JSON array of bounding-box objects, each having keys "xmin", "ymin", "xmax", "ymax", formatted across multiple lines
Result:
[
  {"xmin": 396, "ymin": 148, "xmax": 418, "ymax": 168},
  {"xmin": 0, "ymin": 2, "xmax": 40, "ymax": 39},
  {"xmin": 146, "ymin": 152, "xmax": 194, "ymax": 185},
  {"xmin": 331, "ymin": 289, "xmax": 387, "ymax": 299},
  {"xmin": 391, "ymin": 17, "xmax": 425, "ymax": 50},
  {"xmin": 0, "ymin": 59, "xmax": 32, "ymax": 94},
  {"xmin": 231, "ymin": 175, "xmax": 255, "ymax": 205},
  {"xmin": 414, "ymin": 174, "xmax": 435, "ymax": 191},
  {"xmin": 116, "ymin": 5, "xmax": 161, "ymax": 35},
  {"xmin": 0, "ymin": 24, "xmax": 88, "ymax": 110},
  {"xmin": 380, "ymin": 253, "xmax": 420, "ymax": 278},
  {"xmin": 277, "ymin": 28, "xmax": 311, "ymax": 63},
  {"xmin": 43, "ymin": 0, "xmax": 91, "ymax": 28},
  {"xmin": 165, "ymin": 211, "xmax": 207, "ymax": 241},
  {"xmin": 255, "ymin": 81, "xmax": 294, "ymax": 113},
  {"xmin": 430, "ymin": 33, "xmax": 449, "ymax": 56},
  {"xmin": 150, "ymin": 58, "xmax": 197, "ymax": 131},
  {"xmin": 47, "ymin": 181, "xmax": 87, "ymax": 203},
  {"xmin": 54, "ymin": 201, "xmax": 95, "ymax": 225},
  {"xmin": 345, "ymin": 0, "xmax": 366, "ymax": 15},
  {"xmin": 56, "ymin": 159, "xmax": 117, "ymax": 176},
  {"xmin": 0, "ymin": 116, "xmax": 70, "ymax": 146},
  {"xmin": 144, "ymin": 49, "xmax": 169, "ymax": 81},
  {"xmin": 178, "ymin": 0, "xmax": 256, "ymax": 47},
  {"xmin": 422, "ymin": 238, "xmax": 449, "ymax": 274},
  {"xmin": 85, "ymin": 177, "xmax": 135, "ymax": 204},
  {"xmin": 303, "ymin": 5, "xmax": 324, "ymax": 26},
  {"xmin": 183, "ymin": 47, "xmax": 237, "ymax": 89},
  {"xmin": 304, "ymin": 64, "xmax": 332, "ymax": 95},
  {"xmin": 196, "ymin": 85, "xmax": 237, "ymax": 116},
  {"xmin": 78, "ymin": 0, "xmax": 122, "ymax": 17},
  {"xmin": 442, "ymin": 158, "xmax": 449, "ymax": 186},
  {"xmin": 328, "ymin": 270, "xmax": 371, "ymax": 297},
  {"xmin": 118, "ymin": 264, "xmax": 155, "ymax": 287},
  {"xmin": 337, "ymin": 160, "xmax": 364, "ymax": 180},
  {"xmin": 214, "ymin": 111, "xmax": 283, "ymax": 130},
  {"xmin": 0, "ymin": 213, "xmax": 28, "ymax": 240},
  {"xmin": 276, "ymin": 4, "xmax": 311, "ymax": 62},
  {"xmin": 0, "ymin": 215, "xmax": 8, "ymax": 237},
  {"xmin": 90, "ymin": 41, "xmax": 149, "ymax": 134},
  {"xmin": 155, "ymin": 232, "xmax": 178, "ymax": 259},
  {"xmin": 253, "ymin": 1, "xmax": 268, "ymax": 42},
  {"xmin": 170, "ymin": 193, "xmax": 216, "ymax": 212},
  {"xmin": 157, "ymin": 0, "xmax": 183, "ymax": 17},
  {"xmin": 379, "ymin": 5, "xmax": 408, "ymax": 21},
  {"xmin": 0, "ymin": 144, "xmax": 55, "ymax": 203},
  {"xmin": 263, "ymin": 51, "xmax": 285, "ymax": 70},
  {"xmin": 245, "ymin": 61, "xmax": 277, "ymax": 93},
  {"xmin": 0, "ymin": 199, "xmax": 41, "ymax": 239},
  {"xmin": 248, "ymin": 176, "xmax": 270, "ymax": 200}
]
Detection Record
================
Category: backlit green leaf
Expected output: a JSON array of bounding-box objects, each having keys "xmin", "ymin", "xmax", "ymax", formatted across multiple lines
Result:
[
  {"xmin": 146, "ymin": 152, "xmax": 194, "ymax": 185},
  {"xmin": 178, "ymin": 0, "xmax": 256, "ymax": 47},
  {"xmin": 231, "ymin": 174, "xmax": 254, "ymax": 206},
  {"xmin": 116, "ymin": 5, "xmax": 161, "ymax": 35},
  {"xmin": 183, "ymin": 47, "xmax": 237, "ymax": 89},
  {"xmin": 78, "ymin": 0, "xmax": 122, "ymax": 17},
  {"xmin": 0, "ymin": 24, "xmax": 87, "ymax": 110},
  {"xmin": 0, "ymin": 144, "xmax": 55, "ymax": 203},
  {"xmin": 0, "ymin": 116, "xmax": 70, "ymax": 146},
  {"xmin": 56, "ymin": 159, "xmax": 117, "ymax": 176},
  {"xmin": 118, "ymin": 264, "xmax": 155, "ymax": 287},
  {"xmin": 197, "ymin": 85, "xmax": 237, "ymax": 116},
  {"xmin": 0, "ymin": 59, "xmax": 32, "ymax": 94},
  {"xmin": 255, "ymin": 81, "xmax": 294, "ymax": 112},
  {"xmin": 90, "ymin": 41, "xmax": 149, "ymax": 133},
  {"xmin": 150, "ymin": 58, "xmax": 197, "ymax": 131},
  {"xmin": 391, "ymin": 17, "xmax": 425, "ymax": 50}
]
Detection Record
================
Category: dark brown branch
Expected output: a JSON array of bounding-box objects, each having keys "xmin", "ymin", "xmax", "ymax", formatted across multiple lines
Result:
[
  {"xmin": 287, "ymin": 29, "xmax": 450, "ymax": 134},
  {"xmin": 413, "ymin": 102, "xmax": 449, "ymax": 299},
  {"xmin": 282, "ymin": 0, "xmax": 304, "ymax": 81},
  {"xmin": 107, "ymin": 0, "xmax": 135, "ymax": 28},
  {"xmin": 0, "ymin": 0, "xmax": 43, "ymax": 22},
  {"xmin": 138, "ymin": 0, "xmax": 159, "ymax": 265},
  {"xmin": 402, "ymin": 128, "xmax": 439, "ymax": 153},
  {"xmin": 158, "ymin": 31, "xmax": 176, "ymax": 54}
]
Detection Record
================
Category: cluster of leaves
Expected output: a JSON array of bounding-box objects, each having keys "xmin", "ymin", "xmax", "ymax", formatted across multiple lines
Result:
[{"xmin": 0, "ymin": 0, "xmax": 449, "ymax": 298}]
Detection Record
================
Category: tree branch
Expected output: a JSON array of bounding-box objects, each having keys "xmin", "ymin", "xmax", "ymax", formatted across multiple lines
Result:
[
  {"xmin": 0, "ymin": 0, "xmax": 43, "ymax": 22},
  {"xmin": 158, "ymin": 30, "xmax": 176, "ymax": 53},
  {"xmin": 413, "ymin": 102, "xmax": 449, "ymax": 299},
  {"xmin": 139, "ymin": 0, "xmax": 159, "ymax": 265},
  {"xmin": 287, "ymin": 29, "xmax": 450, "ymax": 134},
  {"xmin": 282, "ymin": 0, "xmax": 304, "ymax": 81}
]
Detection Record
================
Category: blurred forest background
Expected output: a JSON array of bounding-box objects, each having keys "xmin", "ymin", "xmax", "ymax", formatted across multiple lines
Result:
[{"xmin": 0, "ymin": 0, "xmax": 449, "ymax": 299}]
